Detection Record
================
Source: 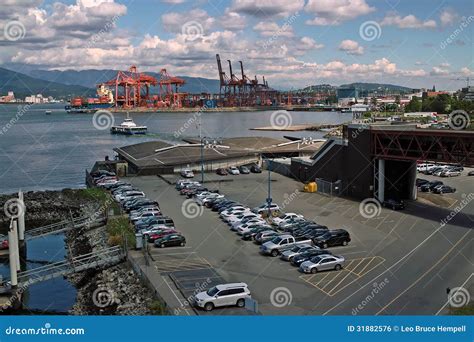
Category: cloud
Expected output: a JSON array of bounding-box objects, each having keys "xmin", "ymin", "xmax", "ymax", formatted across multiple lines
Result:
[
  {"xmin": 305, "ymin": 0, "xmax": 375, "ymax": 25},
  {"xmin": 440, "ymin": 8, "xmax": 459, "ymax": 27},
  {"xmin": 161, "ymin": 0, "xmax": 186, "ymax": 3},
  {"xmin": 339, "ymin": 39, "xmax": 364, "ymax": 55},
  {"xmin": 231, "ymin": 0, "xmax": 304, "ymax": 18},
  {"xmin": 219, "ymin": 10, "xmax": 246, "ymax": 31},
  {"xmin": 254, "ymin": 21, "xmax": 294, "ymax": 37},
  {"xmin": 430, "ymin": 63, "xmax": 450, "ymax": 76},
  {"xmin": 460, "ymin": 67, "xmax": 473, "ymax": 76},
  {"xmin": 162, "ymin": 9, "xmax": 215, "ymax": 33},
  {"xmin": 381, "ymin": 12, "xmax": 437, "ymax": 29}
]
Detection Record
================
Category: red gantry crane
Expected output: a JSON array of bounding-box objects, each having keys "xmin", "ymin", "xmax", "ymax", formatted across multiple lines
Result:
[{"xmin": 102, "ymin": 65, "xmax": 158, "ymax": 108}]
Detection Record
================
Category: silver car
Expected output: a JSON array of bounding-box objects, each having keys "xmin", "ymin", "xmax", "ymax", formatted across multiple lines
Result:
[
  {"xmin": 280, "ymin": 244, "xmax": 315, "ymax": 261},
  {"xmin": 195, "ymin": 283, "xmax": 251, "ymax": 311},
  {"xmin": 300, "ymin": 254, "xmax": 345, "ymax": 274}
]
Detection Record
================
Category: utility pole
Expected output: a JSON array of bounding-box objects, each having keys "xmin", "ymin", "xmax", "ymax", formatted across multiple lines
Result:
[
  {"xmin": 18, "ymin": 190, "xmax": 25, "ymax": 242},
  {"xmin": 8, "ymin": 220, "xmax": 18, "ymax": 287},
  {"xmin": 265, "ymin": 157, "xmax": 272, "ymax": 218}
]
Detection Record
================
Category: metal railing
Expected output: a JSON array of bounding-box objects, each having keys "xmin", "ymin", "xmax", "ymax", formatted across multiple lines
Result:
[
  {"xmin": 14, "ymin": 245, "xmax": 125, "ymax": 286},
  {"xmin": 25, "ymin": 214, "xmax": 106, "ymax": 240}
]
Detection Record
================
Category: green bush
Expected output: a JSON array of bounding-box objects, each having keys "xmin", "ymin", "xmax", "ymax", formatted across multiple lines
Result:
[{"xmin": 106, "ymin": 216, "xmax": 134, "ymax": 248}]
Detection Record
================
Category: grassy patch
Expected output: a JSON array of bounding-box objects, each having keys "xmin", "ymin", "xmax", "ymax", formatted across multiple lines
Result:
[
  {"xmin": 76, "ymin": 188, "xmax": 110, "ymax": 204},
  {"xmin": 449, "ymin": 303, "xmax": 474, "ymax": 315},
  {"xmin": 106, "ymin": 216, "xmax": 135, "ymax": 248},
  {"xmin": 148, "ymin": 299, "xmax": 169, "ymax": 315},
  {"xmin": 77, "ymin": 188, "xmax": 121, "ymax": 214}
]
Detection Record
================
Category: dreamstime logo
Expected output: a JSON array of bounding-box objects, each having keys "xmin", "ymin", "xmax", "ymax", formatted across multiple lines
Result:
[
  {"xmin": 173, "ymin": 277, "xmax": 212, "ymax": 315},
  {"xmin": 92, "ymin": 286, "xmax": 115, "ymax": 308},
  {"xmin": 440, "ymin": 193, "xmax": 473, "ymax": 227},
  {"xmin": 4, "ymin": 20, "xmax": 26, "ymax": 41},
  {"xmin": 440, "ymin": 15, "xmax": 474, "ymax": 49},
  {"xmin": 4, "ymin": 198, "xmax": 25, "ymax": 219},
  {"xmin": 92, "ymin": 110, "xmax": 115, "ymax": 130},
  {"xmin": 448, "ymin": 110, "xmax": 470, "ymax": 130},
  {"xmin": 181, "ymin": 199, "xmax": 203, "ymax": 219},
  {"xmin": 359, "ymin": 21, "xmax": 382, "ymax": 41},
  {"xmin": 262, "ymin": 12, "xmax": 300, "ymax": 49},
  {"xmin": 270, "ymin": 110, "xmax": 292, "ymax": 130},
  {"xmin": 182, "ymin": 21, "xmax": 204, "ymax": 41},
  {"xmin": 280, "ymin": 190, "xmax": 300, "ymax": 211},
  {"xmin": 448, "ymin": 287, "xmax": 470, "ymax": 308},
  {"xmin": 270, "ymin": 287, "xmax": 292, "ymax": 307},
  {"xmin": 352, "ymin": 278, "xmax": 390, "ymax": 315},
  {"xmin": 359, "ymin": 198, "xmax": 381, "ymax": 219}
]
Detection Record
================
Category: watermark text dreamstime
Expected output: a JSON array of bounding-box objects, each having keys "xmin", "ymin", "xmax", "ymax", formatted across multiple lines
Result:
[
  {"xmin": 440, "ymin": 193, "xmax": 473, "ymax": 227},
  {"xmin": 440, "ymin": 15, "xmax": 474, "ymax": 49}
]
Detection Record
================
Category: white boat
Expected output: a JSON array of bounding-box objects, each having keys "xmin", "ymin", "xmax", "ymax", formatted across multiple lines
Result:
[
  {"xmin": 110, "ymin": 115, "xmax": 147, "ymax": 135},
  {"xmin": 45, "ymin": 110, "xmax": 52, "ymax": 115}
]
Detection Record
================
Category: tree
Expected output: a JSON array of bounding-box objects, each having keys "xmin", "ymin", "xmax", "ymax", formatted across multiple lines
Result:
[
  {"xmin": 363, "ymin": 97, "xmax": 368, "ymax": 105},
  {"xmin": 395, "ymin": 95, "xmax": 401, "ymax": 105},
  {"xmin": 370, "ymin": 97, "xmax": 377, "ymax": 107},
  {"xmin": 405, "ymin": 96, "xmax": 421, "ymax": 112}
]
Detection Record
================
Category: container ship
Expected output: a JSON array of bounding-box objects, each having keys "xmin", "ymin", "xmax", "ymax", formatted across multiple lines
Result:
[{"xmin": 65, "ymin": 84, "xmax": 114, "ymax": 113}]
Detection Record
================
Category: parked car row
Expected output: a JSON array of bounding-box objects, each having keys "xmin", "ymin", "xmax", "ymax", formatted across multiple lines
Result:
[
  {"xmin": 98, "ymin": 176, "xmax": 186, "ymax": 249},
  {"xmin": 417, "ymin": 179, "xmax": 456, "ymax": 194},
  {"xmin": 216, "ymin": 164, "xmax": 261, "ymax": 176},
  {"xmin": 90, "ymin": 170, "xmax": 119, "ymax": 188},
  {"xmin": 417, "ymin": 163, "xmax": 463, "ymax": 177},
  {"xmin": 175, "ymin": 179, "xmax": 351, "ymax": 278}
]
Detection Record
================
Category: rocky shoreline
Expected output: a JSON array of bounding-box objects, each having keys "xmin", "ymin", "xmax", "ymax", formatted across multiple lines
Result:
[
  {"xmin": 0, "ymin": 189, "xmax": 94, "ymax": 232},
  {"xmin": 66, "ymin": 211, "xmax": 156, "ymax": 315}
]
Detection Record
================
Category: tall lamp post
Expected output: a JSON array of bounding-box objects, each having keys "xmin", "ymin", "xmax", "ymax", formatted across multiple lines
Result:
[
  {"xmin": 200, "ymin": 137, "xmax": 222, "ymax": 183},
  {"xmin": 263, "ymin": 156, "xmax": 272, "ymax": 218}
]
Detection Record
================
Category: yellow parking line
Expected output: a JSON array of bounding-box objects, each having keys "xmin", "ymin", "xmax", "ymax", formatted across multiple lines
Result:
[
  {"xmin": 320, "ymin": 268, "xmax": 354, "ymax": 291},
  {"xmin": 327, "ymin": 270, "xmax": 357, "ymax": 296},
  {"xmin": 350, "ymin": 257, "xmax": 375, "ymax": 276},
  {"xmin": 355, "ymin": 257, "xmax": 385, "ymax": 278},
  {"xmin": 315, "ymin": 272, "xmax": 332, "ymax": 286},
  {"xmin": 344, "ymin": 258, "xmax": 367, "ymax": 277},
  {"xmin": 354, "ymin": 257, "xmax": 384, "ymax": 277},
  {"xmin": 299, "ymin": 256, "xmax": 386, "ymax": 297}
]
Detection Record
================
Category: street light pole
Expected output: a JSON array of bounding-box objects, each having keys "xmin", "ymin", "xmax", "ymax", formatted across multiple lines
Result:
[
  {"xmin": 265, "ymin": 157, "xmax": 272, "ymax": 218},
  {"xmin": 200, "ymin": 136, "xmax": 205, "ymax": 184}
]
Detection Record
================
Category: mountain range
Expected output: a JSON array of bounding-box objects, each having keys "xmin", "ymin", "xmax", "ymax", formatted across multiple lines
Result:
[{"xmin": 0, "ymin": 66, "xmax": 416, "ymax": 99}]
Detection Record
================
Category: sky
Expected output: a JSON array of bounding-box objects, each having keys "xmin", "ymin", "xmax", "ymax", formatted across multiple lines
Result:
[{"xmin": 0, "ymin": 0, "xmax": 473, "ymax": 90}]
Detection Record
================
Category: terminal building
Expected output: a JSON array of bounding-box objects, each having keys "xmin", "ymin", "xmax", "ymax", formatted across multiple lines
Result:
[{"xmin": 290, "ymin": 123, "xmax": 473, "ymax": 201}]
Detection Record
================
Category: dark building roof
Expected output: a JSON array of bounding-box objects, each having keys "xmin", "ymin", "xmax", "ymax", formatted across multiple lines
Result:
[{"xmin": 114, "ymin": 136, "xmax": 324, "ymax": 169}]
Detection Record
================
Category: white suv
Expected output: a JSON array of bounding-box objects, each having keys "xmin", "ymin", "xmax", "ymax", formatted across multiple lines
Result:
[{"xmin": 195, "ymin": 283, "xmax": 251, "ymax": 311}]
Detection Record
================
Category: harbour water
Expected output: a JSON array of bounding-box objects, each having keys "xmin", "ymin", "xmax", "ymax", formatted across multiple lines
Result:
[
  {"xmin": 0, "ymin": 233, "xmax": 75, "ymax": 313},
  {"xmin": 0, "ymin": 103, "xmax": 351, "ymax": 312}
]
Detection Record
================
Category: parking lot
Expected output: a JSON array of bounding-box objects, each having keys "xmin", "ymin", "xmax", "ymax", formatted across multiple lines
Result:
[{"xmin": 128, "ymin": 169, "xmax": 473, "ymax": 315}]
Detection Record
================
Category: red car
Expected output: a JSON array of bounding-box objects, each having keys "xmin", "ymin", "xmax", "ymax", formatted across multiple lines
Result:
[
  {"xmin": 148, "ymin": 229, "xmax": 177, "ymax": 242},
  {"xmin": 216, "ymin": 168, "xmax": 228, "ymax": 176},
  {"xmin": 0, "ymin": 239, "xmax": 9, "ymax": 250}
]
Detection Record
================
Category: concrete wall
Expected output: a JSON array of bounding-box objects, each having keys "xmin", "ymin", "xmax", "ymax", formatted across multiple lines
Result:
[
  {"xmin": 290, "ymin": 127, "xmax": 374, "ymax": 199},
  {"xmin": 173, "ymin": 156, "xmax": 259, "ymax": 173},
  {"xmin": 266, "ymin": 160, "xmax": 292, "ymax": 177}
]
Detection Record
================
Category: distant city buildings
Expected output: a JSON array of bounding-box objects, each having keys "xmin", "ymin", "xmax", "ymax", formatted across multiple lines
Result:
[
  {"xmin": 0, "ymin": 91, "xmax": 15, "ymax": 103},
  {"xmin": 0, "ymin": 91, "xmax": 58, "ymax": 103},
  {"xmin": 460, "ymin": 86, "xmax": 474, "ymax": 102}
]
